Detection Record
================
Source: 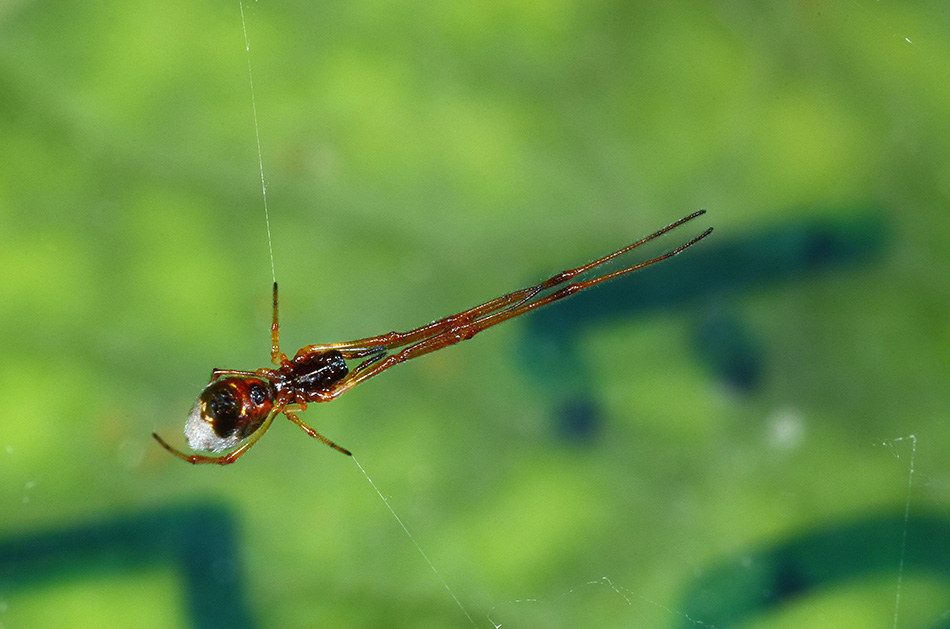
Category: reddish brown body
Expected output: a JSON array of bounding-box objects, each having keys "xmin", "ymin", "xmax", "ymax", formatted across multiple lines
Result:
[{"xmin": 153, "ymin": 211, "xmax": 712, "ymax": 464}]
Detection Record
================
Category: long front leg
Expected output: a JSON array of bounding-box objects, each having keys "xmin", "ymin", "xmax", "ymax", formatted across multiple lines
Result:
[
  {"xmin": 304, "ymin": 214, "xmax": 712, "ymax": 402},
  {"xmin": 294, "ymin": 283, "xmax": 544, "ymax": 361},
  {"xmin": 298, "ymin": 210, "xmax": 709, "ymax": 358}
]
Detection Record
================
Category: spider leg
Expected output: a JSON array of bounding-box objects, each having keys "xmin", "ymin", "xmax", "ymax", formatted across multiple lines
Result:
[
  {"xmin": 283, "ymin": 409, "xmax": 352, "ymax": 455},
  {"xmin": 271, "ymin": 282, "xmax": 288, "ymax": 366},
  {"xmin": 294, "ymin": 285, "xmax": 541, "ymax": 361},
  {"xmin": 151, "ymin": 411, "xmax": 277, "ymax": 465},
  {"xmin": 455, "ymin": 223, "xmax": 714, "ymax": 332},
  {"xmin": 298, "ymin": 210, "xmax": 710, "ymax": 358},
  {"xmin": 211, "ymin": 368, "xmax": 260, "ymax": 378},
  {"xmin": 301, "ymin": 214, "xmax": 712, "ymax": 403}
]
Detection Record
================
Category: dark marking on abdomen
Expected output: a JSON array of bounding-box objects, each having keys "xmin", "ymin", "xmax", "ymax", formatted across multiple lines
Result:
[{"xmin": 289, "ymin": 350, "xmax": 349, "ymax": 394}]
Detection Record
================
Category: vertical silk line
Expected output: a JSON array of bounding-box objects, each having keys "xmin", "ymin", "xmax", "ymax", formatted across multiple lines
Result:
[
  {"xmin": 239, "ymin": 0, "xmax": 277, "ymax": 284},
  {"xmin": 892, "ymin": 434, "xmax": 916, "ymax": 629},
  {"xmin": 239, "ymin": 4, "xmax": 468, "ymax": 624}
]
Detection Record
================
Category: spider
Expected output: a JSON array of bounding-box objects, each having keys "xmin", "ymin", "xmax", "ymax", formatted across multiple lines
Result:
[{"xmin": 152, "ymin": 210, "xmax": 712, "ymax": 464}]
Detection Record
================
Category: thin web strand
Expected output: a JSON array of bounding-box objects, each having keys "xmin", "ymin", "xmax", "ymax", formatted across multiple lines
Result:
[
  {"xmin": 352, "ymin": 456, "xmax": 479, "ymax": 628},
  {"xmin": 487, "ymin": 576, "xmax": 715, "ymax": 627},
  {"xmin": 238, "ymin": 0, "xmax": 276, "ymax": 284},
  {"xmin": 890, "ymin": 434, "xmax": 916, "ymax": 629},
  {"xmin": 239, "ymin": 6, "xmax": 464, "ymax": 625}
]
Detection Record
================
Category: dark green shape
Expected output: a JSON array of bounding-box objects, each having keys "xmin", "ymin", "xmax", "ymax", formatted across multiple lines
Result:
[
  {"xmin": 517, "ymin": 209, "xmax": 888, "ymax": 440},
  {"xmin": 676, "ymin": 513, "xmax": 950, "ymax": 628},
  {"xmin": 0, "ymin": 504, "xmax": 253, "ymax": 629}
]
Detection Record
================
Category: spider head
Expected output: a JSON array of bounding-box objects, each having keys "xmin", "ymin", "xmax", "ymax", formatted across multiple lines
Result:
[{"xmin": 184, "ymin": 376, "xmax": 276, "ymax": 452}]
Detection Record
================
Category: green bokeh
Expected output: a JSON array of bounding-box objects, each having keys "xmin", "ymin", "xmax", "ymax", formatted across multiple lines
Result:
[{"xmin": 2, "ymin": 1, "xmax": 949, "ymax": 627}]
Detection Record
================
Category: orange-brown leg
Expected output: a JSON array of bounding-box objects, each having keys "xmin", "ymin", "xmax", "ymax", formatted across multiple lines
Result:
[
  {"xmin": 271, "ymin": 281, "xmax": 289, "ymax": 366},
  {"xmin": 305, "ymin": 214, "xmax": 712, "ymax": 403},
  {"xmin": 283, "ymin": 409, "xmax": 352, "ymax": 456},
  {"xmin": 297, "ymin": 210, "xmax": 710, "ymax": 359},
  {"xmin": 151, "ymin": 413, "xmax": 277, "ymax": 465}
]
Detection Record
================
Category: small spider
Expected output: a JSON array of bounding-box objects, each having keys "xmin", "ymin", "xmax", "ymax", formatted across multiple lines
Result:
[{"xmin": 153, "ymin": 211, "xmax": 712, "ymax": 464}]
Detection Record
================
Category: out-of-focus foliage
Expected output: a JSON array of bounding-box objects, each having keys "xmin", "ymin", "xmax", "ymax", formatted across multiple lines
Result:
[{"xmin": 1, "ymin": 1, "xmax": 949, "ymax": 627}]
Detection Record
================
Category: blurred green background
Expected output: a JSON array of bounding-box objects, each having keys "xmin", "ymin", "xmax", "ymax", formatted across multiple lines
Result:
[{"xmin": 2, "ymin": 1, "xmax": 949, "ymax": 627}]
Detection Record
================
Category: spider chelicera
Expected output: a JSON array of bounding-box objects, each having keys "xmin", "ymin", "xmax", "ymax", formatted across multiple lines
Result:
[{"xmin": 152, "ymin": 210, "xmax": 712, "ymax": 464}]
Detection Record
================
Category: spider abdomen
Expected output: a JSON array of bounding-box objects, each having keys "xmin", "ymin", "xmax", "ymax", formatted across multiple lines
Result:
[{"xmin": 286, "ymin": 350, "xmax": 349, "ymax": 395}]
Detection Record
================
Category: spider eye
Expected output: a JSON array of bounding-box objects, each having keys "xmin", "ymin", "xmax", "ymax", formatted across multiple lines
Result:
[{"xmin": 249, "ymin": 383, "xmax": 267, "ymax": 405}]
